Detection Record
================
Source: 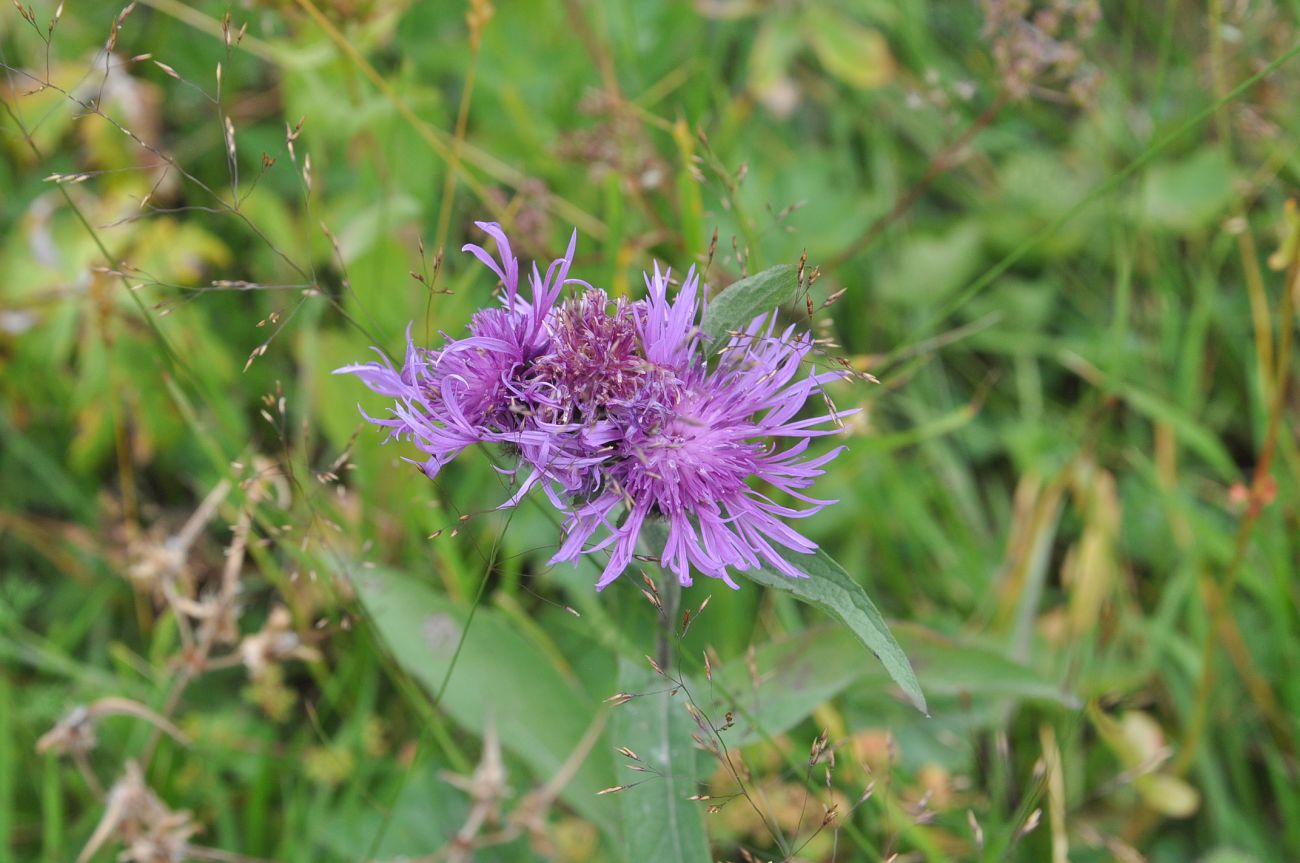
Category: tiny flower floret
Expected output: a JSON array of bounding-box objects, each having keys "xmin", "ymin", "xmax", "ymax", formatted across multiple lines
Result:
[
  {"xmin": 338, "ymin": 222, "xmax": 851, "ymax": 590},
  {"xmin": 530, "ymin": 290, "xmax": 647, "ymax": 425}
]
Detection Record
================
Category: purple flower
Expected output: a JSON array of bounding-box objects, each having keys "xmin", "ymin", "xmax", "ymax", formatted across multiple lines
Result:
[
  {"xmin": 339, "ymin": 223, "xmax": 850, "ymax": 591},
  {"xmin": 529, "ymin": 289, "xmax": 647, "ymax": 426},
  {"xmin": 335, "ymin": 222, "xmax": 577, "ymax": 479},
  {"xmin": 548, "ymin": 265, "xmax": 848, "ymax": 589}
]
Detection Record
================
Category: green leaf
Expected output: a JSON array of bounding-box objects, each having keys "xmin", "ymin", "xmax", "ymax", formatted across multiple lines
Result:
[
  {"xmin": 879, "ymin": 223, "xmax": 984, "ymax": 306},
  {"xmin": 803, "ymin": 7, "xmax": 895, "ymax": 90},
  {"xmin": 317, "ymin": 769, "xmax": 456, "ymax": 860},
  {"xmin": 612, "ymin": 659, "xmax": 710, "ymax": 863},
  {"xmin": 699, "ymin": 264, "xmax": 799, "ymax": 353},
  {"xmin": 352, "ymin": 567, "xmax": 616, "ymax": 835},
  {"xmin": 887, "ymin": 624, "xmax": 1079, "ymax": 708},
  {"xmin": 1114, "ymin": 382, "xmax": 1238, "ymax": 481},
  {"xmin": 709, "ymin": 626, "xmax": 864, "ymax": 744},
  {"xmin": 709, "ymin": 625, "xmax": 1074, "ymax": 747},
  {"xmin": 1140, "ymin": 149, "xmax": 1236, "ymax": 233},
  {"xmin": 743, "ymin": 548, "xmax": 927, "ymax": 714},
  {"xmin": 748, "ymin": 13, "xmax": 803, "ymax": 97}
]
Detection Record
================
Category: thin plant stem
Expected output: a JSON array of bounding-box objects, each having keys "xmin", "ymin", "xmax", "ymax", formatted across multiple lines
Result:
[
  {"xmin": 1171, "ymin": 243, "xmax": 1300, "ymax": 780},
  {"xmin": 823, "ymin": 91, "xmax": 1009, "ymax": 273},
  {"xmin": 881, "ymin": 39, "xmax": 1300, "ymax": 372},
  {"xmin": 1207, "ymin": 0, "xmax": 1276, "ymax": 412},
  {"xmin": 656, "ymin": 571, "xmax": 680, "ymax": 674},
  {"xmin": 433, "ymin": 4, "xmax": 487, "ymax": 257},
  {"xmin": 291, "ymin": 0, "xmax": 605, "ymax": 239}
]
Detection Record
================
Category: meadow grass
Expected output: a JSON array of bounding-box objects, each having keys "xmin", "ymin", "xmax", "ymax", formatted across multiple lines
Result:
[{"xmin": 1, "ymin": 1, "xmax": 1298, "ymax": 861}]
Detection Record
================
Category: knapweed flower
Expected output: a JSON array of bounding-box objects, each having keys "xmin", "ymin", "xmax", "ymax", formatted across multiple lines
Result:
[{"xmin": 338, "ymin": 222, "xmax": 850, "ymax": 590}]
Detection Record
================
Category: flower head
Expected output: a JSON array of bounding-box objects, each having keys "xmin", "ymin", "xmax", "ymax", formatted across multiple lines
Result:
[
  {"xmin": 339, "ymin": 223, "xmax": 851, "ymax": 590},
  {"xmin": 548, "ymin": 269, "xmax": 847, "ymax": 589},
  {"xmin": 334, "ymin": 221, "xmax": 576, "ymax": 478}
]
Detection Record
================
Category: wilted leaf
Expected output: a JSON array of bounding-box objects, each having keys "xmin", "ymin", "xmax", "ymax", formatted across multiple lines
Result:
[
  {"xmin": 1089, "ymin": 706, "xmax": 1198, "ymax": 817},
  {"xmin": 1137, "ymin": 772, "xmax": 1201, "ymax": 818},
  {"xmin": 1267, "ymin": 197, "xmax": 1300, "ymax": 271}
]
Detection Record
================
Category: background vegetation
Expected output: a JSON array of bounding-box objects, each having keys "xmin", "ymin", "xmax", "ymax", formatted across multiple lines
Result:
[{"xmin": 2, "ymin": 1, "xmax": 1298, "ymax": 861}]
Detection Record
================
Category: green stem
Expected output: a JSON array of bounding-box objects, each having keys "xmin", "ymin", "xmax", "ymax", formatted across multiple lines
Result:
[{"xmin": 657, "ymin": 570, "xmax": 681, "ymax": 674}]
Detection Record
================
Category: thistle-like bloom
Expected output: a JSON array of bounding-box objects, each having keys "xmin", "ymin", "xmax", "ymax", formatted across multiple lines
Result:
[
  {"xmin": 547, "ymin": 265, "xmax": 848, "ymax": 589},
  {"xmin": 339, "ymin": 223, "xmax": 850, "ymax": 590},
  {"xmin": 334, "ymin": 222, "xmax": 577, "ymax": 480}
]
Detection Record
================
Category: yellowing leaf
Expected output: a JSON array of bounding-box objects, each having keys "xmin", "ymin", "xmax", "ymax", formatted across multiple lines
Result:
[
  {"xmin": 1120, "ymin": 709, "xmax": 1167, "ymax": 763},
  {"xmin": 1267, "ymin": 198, "xmax": 1300, "ymax": 271},
  {"xmin": 1064, "ymin": 463, "xmax": 1120, "ymax": 635},
  {"xmin": 748, "ymin": 14, "xmax": 803, "ymax": 105},
  {"xmin": 804, "ymin": 8, "xmax": 894, "ymax": 90},
  {"xmin": 1090, "ymin": 706, "xmax": 1199, "ymax": 817},
  {"xmin": 1137, "ymin": 773, "xmax": 1201, "ymax": 818}
]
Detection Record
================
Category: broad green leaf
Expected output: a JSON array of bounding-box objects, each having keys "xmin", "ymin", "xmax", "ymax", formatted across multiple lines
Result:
[
  {"xmin": 1140, "ymin": 149, "xmax": 1236, "ymax": 233},
  {"xmin": 803, "ymin": 7, "xmax": 895, "ymax": 90},
  {"xmin": 316, "ymin": 768, "xmax": 458, "ymax": 861},
  {"xmin": 699, "ymin": 264, "xmax": 798, "ymax": 353},
  {"xmin": 888, "ymin": 623, "xmax": 1079, "ymax": 708},
  {"xmin": 612, "ymin": 659, "xmax": 710, "ymax": 863},
  {"xmin": 710, "ymin": 625, "xmax": 1075, "ymax": 746},
  {"xmin": 352, "ymin": 567, "xmax": 616, "ymax": 835},
  {"xmin": 335, "ymin": 194, "xmax": 422, "ymax": 263},
  {"xmin": 709, "ymin": 625, "xmax": 863, "ymax": 744},
  {"xmin": 879, "ymin": 223, "xmax": 983, "ymax": 305},
  {"xmin": 743, "ymin": 548, "xmax": 927, "ymax": 713}
]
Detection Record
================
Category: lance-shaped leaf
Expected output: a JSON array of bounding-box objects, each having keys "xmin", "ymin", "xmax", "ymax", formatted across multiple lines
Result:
[
  {"xmin": 708, "ymin": 625, "xmax": 1076, "ymax": 746},
  {"xmin": 639, "ymin": 522, "xmax": 924, "ymax": 714},
  {"xmin": 699, "ymin": 264, "xmax": 799, "ymax": 354},
  {"xmin": 744, "ymin": 547, "xmax": 927, "ymax": 714},
  {"xmin": 611, "ymin": 659, "xmax": 710, "ymax": 863},
  {"xmin": 352, "ymin": 567, "xmax": 617, "ymax": 835}
]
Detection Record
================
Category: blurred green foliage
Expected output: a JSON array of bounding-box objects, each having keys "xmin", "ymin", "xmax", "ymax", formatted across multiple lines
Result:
[{"xmin": 2, "ymin": 1, "xmax": 1299, "ymax": 861}]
